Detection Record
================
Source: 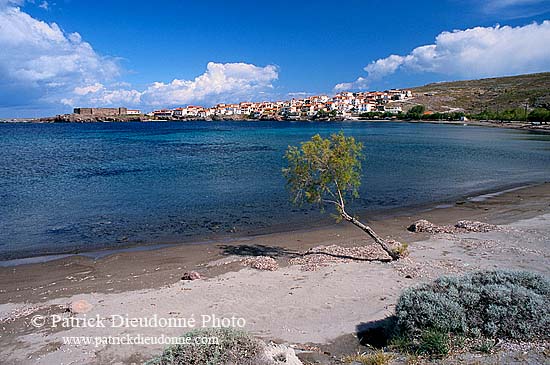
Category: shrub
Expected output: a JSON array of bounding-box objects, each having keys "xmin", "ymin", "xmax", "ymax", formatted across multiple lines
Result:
[
  {"xmin": 394, "ymin": 270, "xmax": 550, "ymax": 341},
  {"xmin": 474, "ymin": 338, "xmax": 497, "ymax": 354},
  {"xmin": 342, "ymin": 350, "xmax": 394, "ymax": 365},
  {"xmin": 527, "ymin": 108, "xmax": 550, "ymax": 123},
  {"xmin": 417, "ymin": 329, "xmax": 449, "ymax": 356},
  {"xmin": 146, "ymin": 328, "xmax": 270, "ymax": 365}
]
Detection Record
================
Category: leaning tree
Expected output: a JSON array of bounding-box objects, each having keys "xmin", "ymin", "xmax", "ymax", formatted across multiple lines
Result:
[{"xmin": 283, "ymin": 132, "xmax": 404, "ymax": 260}]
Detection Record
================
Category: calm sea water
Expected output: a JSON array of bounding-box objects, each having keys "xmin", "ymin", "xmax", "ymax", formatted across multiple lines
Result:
[{"xmin": 1, "ymin": 121, "xmax": 549, "ymax": 260}]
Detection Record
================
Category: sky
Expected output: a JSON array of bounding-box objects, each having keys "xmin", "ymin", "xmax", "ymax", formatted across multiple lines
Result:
[{"xmin": 0, "ymin": 0, "xmax": 549, "ymax": 117}]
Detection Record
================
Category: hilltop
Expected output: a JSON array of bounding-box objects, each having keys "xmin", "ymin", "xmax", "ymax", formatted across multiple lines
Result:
[{"xmin": 394, "ymin": 72, "xmax": 550, "ymax": 114}]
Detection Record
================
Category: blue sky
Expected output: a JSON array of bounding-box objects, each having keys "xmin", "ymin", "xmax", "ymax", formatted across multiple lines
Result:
[{"xmin": 1, "ymin": 0, "xmax": 549, "ymax": 117}]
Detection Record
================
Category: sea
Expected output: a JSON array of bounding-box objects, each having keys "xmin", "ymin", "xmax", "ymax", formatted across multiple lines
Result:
[{"xmin": 1, "ymin": 121, "xmax": 549, "ymax": 260}]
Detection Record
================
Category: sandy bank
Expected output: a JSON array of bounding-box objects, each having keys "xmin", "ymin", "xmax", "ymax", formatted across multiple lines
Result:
[{"xmin": 0, "ymin": 184, "xmax": 549, "ymax": 364}]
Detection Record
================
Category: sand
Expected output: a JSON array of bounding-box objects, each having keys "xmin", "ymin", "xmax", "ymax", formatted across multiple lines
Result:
[{"xmin": 0, "ymin": 183, "xmax": 549, "ymax": 364}]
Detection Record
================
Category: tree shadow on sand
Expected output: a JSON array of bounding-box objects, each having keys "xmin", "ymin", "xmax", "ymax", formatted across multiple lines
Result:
[
  {"xmin": 217, "ymin": 244, "xmax": 300, "ymax": 258},
  {"xmin": 218, "ymin": 244, "xmax": 392, "ymax": 262}
]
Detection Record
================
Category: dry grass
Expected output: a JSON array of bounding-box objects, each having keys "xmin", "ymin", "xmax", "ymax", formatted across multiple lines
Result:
[{"xmin": 342, "ymin": 351, "xmax": 394, "ymax": 365}]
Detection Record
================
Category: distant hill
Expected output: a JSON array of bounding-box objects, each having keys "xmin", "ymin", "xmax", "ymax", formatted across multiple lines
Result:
[{"xmin": 396, "ymin": 72, "xmax": 550, "ymax": 114}]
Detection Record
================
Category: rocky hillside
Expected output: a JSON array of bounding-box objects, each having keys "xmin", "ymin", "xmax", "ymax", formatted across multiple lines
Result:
[{"xmin": 394, "ymin": 72, "xmax": 550, "ymax": 113}]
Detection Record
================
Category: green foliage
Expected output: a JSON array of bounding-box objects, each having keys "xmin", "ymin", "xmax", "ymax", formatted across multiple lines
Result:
[
  {"xmin": 394, "ymin": 270, "xmax": 550, "ymax": 341},
  {"xmin": 312, "ymin": 109, "xmax": 337, "ymax": 119},
  {"xmin": 417, "ymin": 329, "xmax": 449, "ymax": 356},
  {"xmin": 283, "ymin": 132, "xmax": 363, "ymax": 211},
  {"xmin": 420, "ymin": 111, "xmax": 465, "ymax": 121},
  {"xmin": 527, "ymin": 108, "xmax": 550, "ymax": 123},
  {"xmin": 146, "ymin": 328, "xmax": 268, "ymax": 365},
  {"xmin": 359, "ymin": 108, "xmax": 464, "ymax": 121},
  {"xmin": 358, "ymin": 111, "xmax": 383, "ymax": 119},
  {"xmin": 474, "ymin": 338, "xmax": 497, "ymax": 354},
  {"xmin": 406, "ymin": 105, "xmax": 425, "ymax": 119},
  {"xmin": 470, "ymin": 107, "xmax": 528, "ymax": 121},
  {"xmin": 388, "ymin": 334, "xmax": 412, "ymax": 352},
  {"xmin": 392, "ymin": 242, "xmax": 409, "ymax": 257}
]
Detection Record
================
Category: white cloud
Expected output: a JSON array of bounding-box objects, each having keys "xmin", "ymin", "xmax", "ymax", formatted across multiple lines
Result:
[
  {"xmin": 73, "ymin": 83, "xmax": 104, "ymax": 95},
  {"xmin": 335, "ymin": 21, "xmax": 550, "ymax": 90},
  {"xmin": 0, "ymin": 0, "xmax": 23, "ymax": 8},
  {"xmin": 0, "ymin": 5, "xmax": 120, "ymax": 108},
  {"xmin": 140, "ymin": 62, "xmax": 278, "ymax": 106},
  {"xmin": 62, "ymin": 62, "xmax": 279, "ymax": 108},
  {"xmin": 0, "ymin": 4, "xmax": 278, "ymax": 114},
  {"xmin": 62, "ymin": 86, "xmax": 142, "ymax": 107},
  {"xmin": 334, "ymin": 77, "xmax": 368, "ymax": 92},
  {"xmin": 38, "ymin": 1, "xmax": 48, "ymax": 10}
]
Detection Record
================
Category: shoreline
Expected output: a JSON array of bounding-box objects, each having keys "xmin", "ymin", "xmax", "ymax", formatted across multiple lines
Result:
[
  {"xmin": 0, "ymin": 181, "xmax": 549, "ymax": 364},
  {"xmin": 2, "ymin": 117, "xmax": 549, "ymax": 134},
  {"xmin": 0, "ymin": 180, "xmax": 544, "ymax": 266},
  {"xmin": 1, "ymin": 181, "xmax": 549, "ymax": 305}
]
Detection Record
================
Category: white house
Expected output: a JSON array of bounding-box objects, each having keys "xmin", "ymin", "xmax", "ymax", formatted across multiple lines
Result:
[{"xmin": 384, "ymin": 106, "xmax": 403, "ymax": 114}]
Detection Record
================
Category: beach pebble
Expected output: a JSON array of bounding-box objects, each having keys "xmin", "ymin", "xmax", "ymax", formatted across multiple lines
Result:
[
  {"xmin": 69, "ymin": 299, "xmax": 93, "ymax": 313},
  {"xmin": 264, "ymin": 343, "xmax": 303, "ymax": 365},
  {"xmin": 289, "ymin": 245, "xmax": 389, "ymax": 271},
  {"xmin": 180, "ymin": 271, "xmax": 201, "ymax": 281},
  {"xmin": 407, "ymin": 219, "xmax": 456, "ymax": 234},
  {"xmin": 408, "ymin": 219, "xmax": 499, "ymax": 234},
  {"xmin": 455, "ymin": 220, "xmax": 499, "ymax": 232},
  {"xmin": 242, "ymin": 256, "xmax": 279, "ymax": 271}
]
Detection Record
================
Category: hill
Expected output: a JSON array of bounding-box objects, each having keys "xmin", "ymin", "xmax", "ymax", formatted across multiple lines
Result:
[{"xmin": 394, "ymin": 72, "xmax": 550, "ymax": 114}]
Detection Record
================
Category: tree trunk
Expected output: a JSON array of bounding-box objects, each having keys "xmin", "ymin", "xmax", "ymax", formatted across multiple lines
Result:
[{"xmin": 341, "ymin": 211, "xmax": 400, "ymax": 260}]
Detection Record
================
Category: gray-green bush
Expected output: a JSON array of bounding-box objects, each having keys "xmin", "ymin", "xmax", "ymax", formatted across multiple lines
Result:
[
  {"xmin": 395, "ymin": 270, "xmax": 550, "ymax": 341},
  {"xmin": 147, "ymin": 328, "xmax": 270, "ymax": 365}
]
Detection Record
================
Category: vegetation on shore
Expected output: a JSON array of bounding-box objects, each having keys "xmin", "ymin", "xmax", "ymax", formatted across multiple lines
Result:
[
  {"xmin": 283, "ymin": 132, "xmax": 406, "ymax": 260},
  {"xmin": 406, "ymin": 72, "xmax": 550, "ymax": 115},
  {"xmin": 360, "ymin": 103, "xmax": 550, "ymax": 124},
  {"xmin": 386, "ymin": 270, "xmax": 550, "ymax": 357},
  {"xmin": 146, "ymin": 270, "xmax": 548, "ymax": 364},
  {"xmin": 147, "ymin": 328, "xmax": 271, "ymax": 365}
]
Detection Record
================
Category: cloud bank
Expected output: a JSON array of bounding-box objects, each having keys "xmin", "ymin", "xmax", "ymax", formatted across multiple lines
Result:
[
  {"xmin": 139, "ymin": 62, "xmax": 278, "ymax": 106},
  {"xmin": 62, "ymin": 62, "xmax": 279, "ymax": 108},
  {"xmin": 0, "ymin": 5, "xmax": 120, "ymax": 108},
  {"xmin": 335, "ymin": 21, "xmax": 550, "ymax": 91},
  {"xmin": 0, "ymin": 4, "xmax": 278, "ymax": 114}
]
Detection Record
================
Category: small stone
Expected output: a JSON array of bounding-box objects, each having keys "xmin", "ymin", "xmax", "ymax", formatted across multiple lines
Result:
[
  {"xmin": 181, "ymin": 271, "xmax": 201, "ymax": 280},
  {"xmin": 69, "ymin": 299, "xmax": 93, "ymax": 314},
  {"xmin": 454, "ymin": 220, "xmax": 499, "ymax": 232},
  {"xmin": 407, "ymin": 219, "xmax": 457, "ymax": 234},
  {"xmin": 242, "ymin": 256, "xmax": 279, "ymax": 271}
]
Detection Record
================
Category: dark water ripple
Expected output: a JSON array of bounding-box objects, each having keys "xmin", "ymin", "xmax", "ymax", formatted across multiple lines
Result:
[{"xmin": 0, "ymin": 121, "xmax": 549, "ymax": 260}]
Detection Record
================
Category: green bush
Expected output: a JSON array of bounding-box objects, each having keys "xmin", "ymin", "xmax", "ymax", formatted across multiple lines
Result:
[
  {"xmin": 527, "ymin": 108, "xmax": 550, "ymax": 123},
  {"xmin": 406, "ymin": 105, "xmax": 425, "ymax": 119},
  {"xmin": 395, "ymin": 270, "xmax": 550, "ymax": 341},
  {"xmin": 147, "ymin": 328, "xmax": 270, "ymax": 365},
  {"xmin": 418, "ymin": 329, "xmax": 449, "ymax": 356}
]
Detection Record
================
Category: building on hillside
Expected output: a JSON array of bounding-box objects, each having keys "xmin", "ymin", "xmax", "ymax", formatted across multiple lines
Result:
[
  {"xmin": 126, "ymin": 109, "xmax": 141, "ymax": 115},
  {"xmin": 73, "ymin": 107, "xmax": 128, "ymax": 116},
  {"xmin": 172, "ymin": 108, "xmax": 186, "ymax": 118},
  {"xmin": 384, "ymin": 106, "xmax": 403, "ymax": 114},
  {"xmin": 152, "ymin": 109, "xmax": 173, "ymax": 118}
]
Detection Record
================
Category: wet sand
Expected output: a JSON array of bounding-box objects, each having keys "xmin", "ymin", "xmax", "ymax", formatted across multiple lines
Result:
[
  {"xmin": 0, "ymin": 183, "xmax": 549, "ymax": 364},
  {"xmin": 1, "ymin": 182, "xmax": 549, "ymax": 304}
]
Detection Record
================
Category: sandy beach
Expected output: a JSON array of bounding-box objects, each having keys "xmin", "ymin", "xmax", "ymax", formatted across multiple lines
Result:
[{"xmin": 0, "ymin": 183, "xmax": 549, "ymax": 364}]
